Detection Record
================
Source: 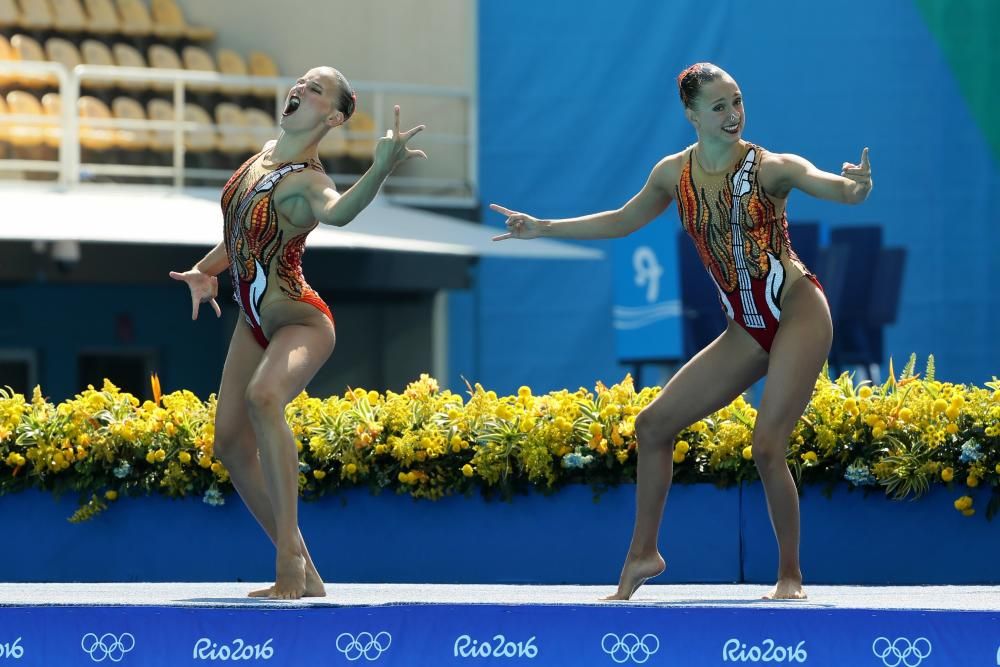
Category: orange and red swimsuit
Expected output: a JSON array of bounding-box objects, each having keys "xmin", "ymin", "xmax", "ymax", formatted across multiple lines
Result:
[
  {"xmin": 221, "ymin": 151, "xmax": 334, "ymax": 348},
  {"xmin": 675, "ymin": 143, "xmax": 822, "ymax": 352}
]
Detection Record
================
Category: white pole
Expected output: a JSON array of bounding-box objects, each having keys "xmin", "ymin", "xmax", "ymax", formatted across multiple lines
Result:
[{"xmin": 432, "ymin": 290, "xmax": 449, "ymax": 387}]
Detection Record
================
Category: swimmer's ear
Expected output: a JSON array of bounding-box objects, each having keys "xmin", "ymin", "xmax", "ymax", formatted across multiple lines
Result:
[{"xmin": 328, "ymin": 110, "xmax": 345, "ymax": 127}]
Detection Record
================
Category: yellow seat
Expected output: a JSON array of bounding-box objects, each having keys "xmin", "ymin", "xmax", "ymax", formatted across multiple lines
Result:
[
  {"xmin": 112, "ymin": 41, "xmax": 146, "ymax": 67},
  {"xmin": 0, "ymin": 34, "xmax": 16, "ymax": 87},
  {"xmin": 109, "ymin": 95, "xmax": 148, "ymax": 150},
  {"xmin": 248, "ymin": 50, "xmax": 280, "ymax": 98},
  {"xmin": 241, "ymin": 107, "xmax": 276, "ymax": 149},
  {"xmin": 50, "ymin": 0, "xmax": 87, "ymax": 32},
  {"xmin": 114, "ymin": 0, "xmax": 152, "ymax": 37},
  {"xmin": 80, "ymin": 39, "xmax": 115, "ymax": 66},
  {"xmin": 148, "ymin": 43, "xmax": 183, "ymax": 92},
  {"xmin": 151, "ymin": 0, "xmax": 214, "ymax": 42},
  {"xmin": 82, "ymin": 0, "xmax": 120, "ymax": 34},
  {"xmin": 77, "ymin": 94, "xmax": 118, "ymax": 151},
  {"xmin": 6, "ymin": 90, "xmax": 47, "ymax": 148},
  {"xmin": 216, "ymin": 48, "xmax": 250, "ymax": 96},
  {"xmin": 181, "ymin": 45, "xmax": 217, "ymax": 93},
  {"xmin": 39, "ymin": 91, "xmax": 63, "ymax": 147},
  {"xmin": 0, "ymin": 0, "xmax": 22, "ymax": 32},
  {"xmin": 214, "ymin": 102, "xmax": 253, "ymax": 153},
  {"xmin": 45, "ymin": 37, "xmax": 82, "ymax": 71},
  {"xmin": 183, "ymin": 102, "xmax": 216, "ymax": 153},
  {"xmin": 0, "ymin": 95, "xmax": 10, "ymax": 143},
  {"xmin": 345, "ymin": 110, "xmax": 376, "ymax": 160},
  {"xmin": 111, "ymin": 42, "xmax": 147, "ymax": 92},
  {"xmin": 145, "ymin": 97, "xmax": 176, "ymax": 151},
  {"xmin": 78, "ymin": 41, "xmax": 115, "ymax": 91},
  {"xmin": 147, "ymin": 0, "xmax": 182, "ymax": 39},
  {"xmin": 146, "ymin": 98, "xmax": 215, "ymax": 154},
  {"xmin": 10, "ymin": 34, "xmax": 58, "ymax": 88},
  {"xmin": 15, "ymin": 0, "xmax": 53, "ymax": 31},
  {"xmin": 148, "ymin": 43, "xmax": 182, "ymax": 69}
]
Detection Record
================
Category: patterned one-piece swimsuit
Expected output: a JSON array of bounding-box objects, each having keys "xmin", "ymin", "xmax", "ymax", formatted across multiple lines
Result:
[
  {"xmin": 221, "ymin": 151, "xmax": 334, "ymax": 348},
  {"xmin": 675, "ymin": 143, "xmax": 822, "ymax": 352}
]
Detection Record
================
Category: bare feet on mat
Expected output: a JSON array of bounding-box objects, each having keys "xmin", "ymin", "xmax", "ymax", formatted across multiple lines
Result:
[
  {"xmin": 763, "ymin": 576, "xmax": 807, "ymax": 600},
  {"xmin": 602, "ymin": 552, "xmax": 666, "ymax": 601},
  {"xmin": 247, "ymin": 564, "xmax": 327, "ymax": 598},
  {"xmin": 246, "ymin": 550, "xmax": 309, "ymax": 600}
]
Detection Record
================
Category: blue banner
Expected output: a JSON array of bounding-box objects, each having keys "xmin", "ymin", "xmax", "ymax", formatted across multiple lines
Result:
[{"xmin": 0, "ymin": 604, "xmax": 995, "ymax": 666}]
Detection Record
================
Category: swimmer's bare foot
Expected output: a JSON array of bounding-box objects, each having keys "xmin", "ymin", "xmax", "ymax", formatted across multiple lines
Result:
[
  {"xmin": 303, "ymin": 566, "xmax": 327, "ymax": 597},
  {"xmin": 268, "ymin": 549, "xmax": 307, "ymax": 600},
  {"xmin": 247, "ymin": 584, "xmax": 273, "ymax": 598},
  {"xmin": 763, "ymin": 576, "xmax": 807, "ymax": 600},
  {"xmin": 602, "ymin": 552, "xmax": 665, "ymax": 601},
  {"xmin": 247, "ymin": 565, "xmax": 326, "ymax": 598}
]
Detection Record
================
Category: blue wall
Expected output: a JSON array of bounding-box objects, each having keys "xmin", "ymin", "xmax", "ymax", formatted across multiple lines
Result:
[
  {"xmin": 0, "ymin": 285, "xmax": 229, "ymax": 401},
  {"xmin": 474, "ymin": 0, "xmax": 1000, "ymax": 390},
  {"xmin": 6, "ymin": 483, "xmax": 997, "ymax": 584}
]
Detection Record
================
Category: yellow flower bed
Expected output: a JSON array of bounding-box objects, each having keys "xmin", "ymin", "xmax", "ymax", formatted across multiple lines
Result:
[{"xmin": 1, "ymin": 355, "xmax": 998, "ymax": 522}]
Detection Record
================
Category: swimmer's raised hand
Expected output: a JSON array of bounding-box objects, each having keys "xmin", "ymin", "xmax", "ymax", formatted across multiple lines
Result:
[{"xmin": 374, "ymin": 105, "xmax": 427, "ymax": 172}]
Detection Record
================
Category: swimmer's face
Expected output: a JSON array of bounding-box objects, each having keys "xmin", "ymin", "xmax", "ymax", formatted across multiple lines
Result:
[
  {"xmin": 279, "ymin": 67, "xmax": 344, "ymax": 130},
  {"xmin": 686, "ymin": 74, "xmax": 744, "ymax": 143}
]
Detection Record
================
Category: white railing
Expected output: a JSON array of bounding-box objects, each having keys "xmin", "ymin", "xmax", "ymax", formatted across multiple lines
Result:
[{"xmin": 0, "ymin": 61, "xmax": 476, "ymax": 204}]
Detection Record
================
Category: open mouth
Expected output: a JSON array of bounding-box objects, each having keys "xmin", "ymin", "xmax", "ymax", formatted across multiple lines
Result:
[
  {"xmin": 282, "ymin": 95, "xmax": 301, "ymax": 116},
  {"xmin": 722, "ymin": 123, "xmax": 740, "ymax": 134}
]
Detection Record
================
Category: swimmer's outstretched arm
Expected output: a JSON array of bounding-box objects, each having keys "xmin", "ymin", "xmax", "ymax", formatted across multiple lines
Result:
[
  {"xmin": 305, "ymin": 105, "xmax": 426, "ymax": 228},
  {"xmin": 490, "ymin": 155, "xmax": 679, "ymax": 241},
  {"xmin": 767, "ymin": 147, "xmax": 872, "ymax": 205}
]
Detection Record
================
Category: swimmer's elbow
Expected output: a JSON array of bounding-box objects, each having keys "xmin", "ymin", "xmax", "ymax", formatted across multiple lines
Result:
[
  {"xmin": 318, "ymin": 211, "xmax": 352, "ymax": 227},
  {"xmin": 315, "ymin": 194, "xmax": 352, "ymax": 227}
]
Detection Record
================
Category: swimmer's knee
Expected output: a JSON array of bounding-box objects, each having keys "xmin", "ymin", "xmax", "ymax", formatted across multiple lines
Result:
[
  {"xmin": 635, "ymin": 409, "xmax": 680, "ymax": 450},
  {"xmin": 245, "ymin": 382, "xmax": 283, "ymax": 417}
]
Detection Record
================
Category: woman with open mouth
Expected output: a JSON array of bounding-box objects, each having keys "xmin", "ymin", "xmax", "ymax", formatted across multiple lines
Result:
[
  {"xmin": 490, "ymin": 62, "xmax": 872, "ymax": 602},
  {"xmin": 170, "ymin": 66, "xmax": 426, "ymax": 600}
]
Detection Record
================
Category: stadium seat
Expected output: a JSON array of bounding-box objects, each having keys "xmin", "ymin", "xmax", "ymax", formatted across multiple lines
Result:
[
  {"xmin": 150, "ymin": 0, "xmax": 214, "ymax": 42},
  {"xmin": 50, "ymin": 0, "xmax": 88, "ymax": 34},
  {"xmin": 216, "ymin": 48, "xmax": 250, "ymax": 96},
  {"xmin": 114, "ymin": 0, "xmax": 153, "ymax": 37},
  {"xmin": 15, "ymin": 0, "xmax": 53, "ymax": 31},
  {"xmin": 214, "ymin": 101, "xmax": 252, "ymax": 154},
  {"xmin": 83, "ymin": 0, "xmax": 121, "ymax": 35},
  {"xmin": 180, "ymin": 44, "xmax": 217, "ymax": 93},
  {"xmin": 110, "ymin": 95, "xmax": 151, "ymax": 151},
  {"xmin": 6, "ymin": 90, "xmax": 48, "ymax": 150},
  {"xmin": 344, "ymin": 110, "xmax": 375, "ymax": 160},
  {"xmin": 10, "ymin": 34, "xmax": 57, "ymax": 88}
]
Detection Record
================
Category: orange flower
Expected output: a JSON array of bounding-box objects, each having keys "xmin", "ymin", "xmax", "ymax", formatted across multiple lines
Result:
[{"xmin": 150, "ymin": 373, "xmax": 162, "ymax": 406}]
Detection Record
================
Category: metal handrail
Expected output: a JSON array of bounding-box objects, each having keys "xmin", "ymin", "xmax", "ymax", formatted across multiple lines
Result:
[{"xmin": 0, "ymin": 60, "xmax": 474, "ymax": 199}]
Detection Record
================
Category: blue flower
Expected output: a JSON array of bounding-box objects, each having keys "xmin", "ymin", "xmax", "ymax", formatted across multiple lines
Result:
[
  {"xmin": 202, "ymin": 486, "xmax": 225, "ymax": 507},
  {"xmin": 959, "ymin": 440, "xmax": 982, "ymax": 464},
  {"xmin": 844, "ymin": 462, "xmax": 876, "ymax": 487},
  {"xmin": 113, "ymin": 462, "xmax": 131, "ymax": 478},
  {"xmin": 561, "ymin": 452, "xmax": 594, "ymax": 469},
  {"xmin": 298, "ymin": 461, "xmax": 311, "ymax": 473}
]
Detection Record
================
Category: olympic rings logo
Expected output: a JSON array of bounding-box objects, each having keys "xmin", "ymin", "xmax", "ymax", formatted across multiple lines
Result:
[
  {"xmin": 872, "ymin": 637, "xmax": 932, "ymax": 667},
  {"xmin": 335, "ymin": 632, "xmax": 392, "ymax": 662},
  {"xmin": 81, "ymin": 633, "xmax": 135, "ymax": 663},
  {"xmin": 600, "ymin": 633, "xmax": 660, "ymax": 664}
]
